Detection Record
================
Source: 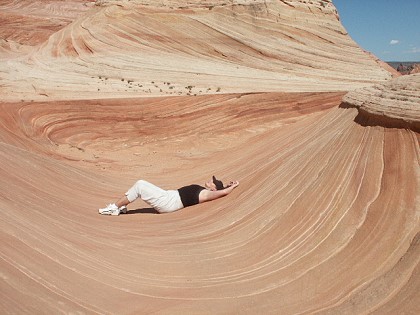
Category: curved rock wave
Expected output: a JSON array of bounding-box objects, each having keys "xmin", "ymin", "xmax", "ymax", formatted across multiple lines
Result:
[
  {"xmin": 1, "ymin": 92, "xmax": 419, "ymax": 313},
  {"xmin": 0, "ymin": 1, "xmax": 419, "ymax": 314},
  {"xmin": 0, "ymin": 0, "xmax": 91, "ymax": 47},
  {"xmin": 1, "ymin": 0, "xmax": 391, "ymax": 101}
]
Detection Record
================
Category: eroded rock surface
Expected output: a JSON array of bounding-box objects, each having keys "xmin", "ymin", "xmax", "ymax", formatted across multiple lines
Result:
[
  {"xmin": 0, "ymin": 1, "xmax": 418, "ymax": 314},
  {"xmin": 0, "ymin": 0, "xmax": 391, "ymax": 101},
  {"xmin": 343, "ymin": 73, "xmax": 420, "ymax": 131}
]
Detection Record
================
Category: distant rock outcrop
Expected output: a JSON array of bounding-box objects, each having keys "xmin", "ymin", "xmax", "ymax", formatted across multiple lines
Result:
[
  {"xmin": 343, "ymin": 73, "xmax": 420, "ymax": 131},
  {"xmin": 410, "ymin": 64, "xmax": 420, "ymax": 74},
  {"xmin": 396, "ymin": 63, "xmax": 420, "ymax": 75}
]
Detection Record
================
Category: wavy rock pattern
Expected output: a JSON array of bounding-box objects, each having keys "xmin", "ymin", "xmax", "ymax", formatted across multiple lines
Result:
[
  {"xmin": 1, "ymin": 0, "xmax": 391, "ymax": 101},
  {"xmin": 0, "ymin": 1, "xmax": 419, "ymax": 314}
]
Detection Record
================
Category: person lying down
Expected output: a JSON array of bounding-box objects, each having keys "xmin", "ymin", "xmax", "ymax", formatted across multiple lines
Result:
[{"xmin": 99, "ymin": 176, "xmax": 239, "ymax": 215}]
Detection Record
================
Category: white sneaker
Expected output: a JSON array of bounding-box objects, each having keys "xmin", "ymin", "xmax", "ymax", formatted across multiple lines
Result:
[
  {"xmin": 99, "ymin": 204, "xmax": 120, "ymax": 216},
  {"xmin": 119, "ymin": 206, "xmax": 128, "ymax": 214}
]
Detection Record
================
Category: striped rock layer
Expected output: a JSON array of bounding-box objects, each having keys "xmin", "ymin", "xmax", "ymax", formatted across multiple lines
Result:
[
  {"xmin": 0, "ymin": 1, "xmax": 419, "ymax": 314},
  {"xmin": 0, "ymin": 0, "xmax": 391, "ymax": 101}
]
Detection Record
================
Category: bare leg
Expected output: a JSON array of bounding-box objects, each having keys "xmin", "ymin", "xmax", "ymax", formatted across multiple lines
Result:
[{"xmin": 115, "ymin": 196, "xmax": 130, "ymax": 208}]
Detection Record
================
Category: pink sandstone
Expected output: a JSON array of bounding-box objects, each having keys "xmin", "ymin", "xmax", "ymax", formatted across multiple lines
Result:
[{"xmin": 0, "ymin": 1, "xmax": 418, "ymax": 314}]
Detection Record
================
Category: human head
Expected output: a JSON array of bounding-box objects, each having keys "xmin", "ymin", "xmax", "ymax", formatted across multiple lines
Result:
[
  {"xmin": 212, "ymin": 176, "xmax": 224, "ymax": 190},
  {"xmin": 204, "ymin": 176, "xmax": 225, "ymax": 191}
]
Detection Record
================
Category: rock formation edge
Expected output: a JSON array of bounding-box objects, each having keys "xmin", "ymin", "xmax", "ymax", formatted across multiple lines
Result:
[{"xmin": 342, "ymin": 73, "xmax": 420, "ymax": 132}]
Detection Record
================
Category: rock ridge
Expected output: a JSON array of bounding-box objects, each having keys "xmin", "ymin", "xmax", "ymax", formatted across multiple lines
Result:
[{"xmin": 342, "ymin": 73, "xmax": 420, "ymax": 132}]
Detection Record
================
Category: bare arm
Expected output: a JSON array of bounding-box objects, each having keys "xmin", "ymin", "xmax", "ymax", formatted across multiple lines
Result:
[{"xmin": 199, "ymin": 181, "xmax": 239, "ymax": 203}]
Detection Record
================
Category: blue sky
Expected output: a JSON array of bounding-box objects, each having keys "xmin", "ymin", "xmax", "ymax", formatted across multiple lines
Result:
[{"xmin": 333, "ymin": 0, "xmax": 420, "ymax": 62}]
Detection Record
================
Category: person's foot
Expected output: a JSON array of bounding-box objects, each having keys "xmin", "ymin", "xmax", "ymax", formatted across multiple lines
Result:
[
  {"xmin": 98, "ymin": 204, "xmax": 120, "ymax": 216},
  {"xmin": 119, "ymin": 206, "xmax": 128, "ymax": 214}
]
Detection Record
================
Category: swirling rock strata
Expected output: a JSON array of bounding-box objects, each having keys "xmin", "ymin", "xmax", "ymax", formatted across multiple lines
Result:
[
  {"xmin": 343, "ymin": 73, "xmax": 420, "ymax": 131},
  {"xmin": 0, "ymin": 93, "xmax": 418, "ymax": 314},
  {"xmin": 0, "ymin": 1, "xmax": 418, "ymax": 314},
  {"xmin": 0, "ymin": 0, "xmax": 391, "ymax": 101}
]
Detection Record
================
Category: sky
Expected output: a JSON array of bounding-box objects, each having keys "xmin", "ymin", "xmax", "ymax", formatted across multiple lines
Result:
[{"xmin": 333, "ymin": 0, "xmax": 420, "ymax": 62}]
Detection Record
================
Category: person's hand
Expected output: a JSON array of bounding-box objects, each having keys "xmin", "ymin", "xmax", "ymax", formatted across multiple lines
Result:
[{"xmin": 227, "ymin": 181, "xmax": 239, "ymax": 189}]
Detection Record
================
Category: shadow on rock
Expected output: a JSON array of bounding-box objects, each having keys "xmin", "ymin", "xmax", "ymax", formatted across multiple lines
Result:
[{"xmin": 126, "ymin": 207, "xmax": 159, "ymax": 215}]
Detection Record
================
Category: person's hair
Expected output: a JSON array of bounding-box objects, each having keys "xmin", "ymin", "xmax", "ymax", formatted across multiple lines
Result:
[{"xmin": 212, "ymin": 176, "xmax": 224, "ymax": 190}]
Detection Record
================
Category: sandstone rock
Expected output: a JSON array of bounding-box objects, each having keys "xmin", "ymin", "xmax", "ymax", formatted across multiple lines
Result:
[
  {"xmin": 0, "ymin": 0, "xmax": 392, "ymax": 101},
  {"xmin": 343, "ymin": 73, "xmax": 420, "ymax": 131},
  {"xmin": 410, "ymin": 63, "xmax": 420, "ymax": 74},
  {"xmin": 0, "ymin": 1, "xmax": 418, "ymax": 314}
]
